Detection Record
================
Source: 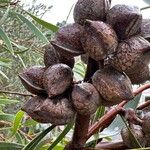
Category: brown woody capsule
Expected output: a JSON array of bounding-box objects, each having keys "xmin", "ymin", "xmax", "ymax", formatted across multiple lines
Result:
[
  {"xmin": 142, "ymin": 112, "xmax": 150, "ymax": 135},
  {"xmin": 19, "ymin": 66, "xmax": 46, "ymax": 95},
  {"xmin": 73, "ymin": 0, "xmax": 110, "ymax": 25},
  {"xmin": 109, "ymin": 36, "xmax": 150, "ymax": 74},
  {"xmin": 43, "ymin": 44, "xmax": 59, "ymax": 68},
  {"xmin": 127, "ymin": 63, "xmax": 150, "ymax": 84},
  {"xmin": 121, "ymin": 126, "xmax": 145, "ymax": 148},
  {"xmin": 107, "ymin": 4, "xmax": 142, "ymax": 40},
  {"xmin": 43, "ymin": 44, "xmax": 75, "ymax": 68},
  {"xmin": 22, "ymin": 96, "xmax": 75, "ymax": 125},
  {"xmin": 72, "ymin": 83, "xmax": 101, "ymax": 115},
  {"xmin": 92, "ymin": 66, "xmax": 133, "ymax": 106},
  {"xmin": 43, "ymin": 64, "xmax": 73, "ymax": 98},
  {"xmin": 51, "ymin": 23, "xmax": 84, "ymax": 58},
  {"xmin": 81, "ymin": 20, "xmax": 118, "ymax": 61},
  {"xmin": 141, "ymin": 19, "xmax": 150, "ymax": 42}
]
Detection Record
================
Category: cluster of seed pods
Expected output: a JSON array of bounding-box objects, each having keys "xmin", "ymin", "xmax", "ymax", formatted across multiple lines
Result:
[{"xmin": 19, "ymin": 0, "xmax": 150, "ymax": 131}]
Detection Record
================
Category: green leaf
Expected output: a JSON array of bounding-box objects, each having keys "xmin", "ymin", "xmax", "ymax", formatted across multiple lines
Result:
[
  {"xmin": 0, "ymin": 70, "xmax": 9, "ymax": 80},
  {"xmin": 26, "ymin": 12, "xmax": 59, "ymax": 32},
  {"xmin": 0, "ymin": 6, "xmax": 10, "ymax": 25},
  {"xmin": 17, "ymin": 54, "xmax": 26, "ymax": 68},
  {"xmin": 121, "ymin": 115, "xmax": 142, "ymax": 148},
  {"xmin": 23, "ymin": 125, "xmax": 56, "ymax": 150},
  {"xmin": 0, "ymin": 60, "xmax": 10, "ymax": 68},
  {"xmin": 16, "ymin": 13, "xmax": 49, "ymax": 44},
  {"xmin": 0, "ymin": 27, "xmax": 14, "ymax": 54},
  {"xmin": 15, "ymin": 132, "xmax": 24, "ymax": 145},
  {"xmin": 0, "ymin": 99, "xmax": 19, "ymax": 105},
  {"xmin": 0, "ymin": 113, "xmax": 15, "ymax": 122},
  {"xmin": 11, "ymin": 41, "xmax": 29, "ymax": 54},
  {"xmin": 103, "ymin": 94, "xmax": 142, "ymax": 137},
  {"xmin": 0, "ymin": 58, "xmax": 10, "ymax": 63},
  {"xmin": 48, "ymin": 121, "xmax": 74, "ymax": 150},
  {"xmin": 0, "ymin": 127, "xmax": 12, "ymax": 131},
  {"xmin": 92, "ymin": 106, "xmax": 105, "ymax": 147},
  {"xmin": 0, "ymin": 142, "xmax": 24, "ymax": 150},
  {"xmin": 12, "ymin": 110, "xmax": 24, "ymax": 136},
  {"xmin": 24, "ymin": 119, "xmax": 38, "ymax": 127}
]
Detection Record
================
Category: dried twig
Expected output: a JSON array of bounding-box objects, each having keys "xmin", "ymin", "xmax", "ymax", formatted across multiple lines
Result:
[{"xmin": 0, "ymin": 90, "xmax": 33, "ymax": 97}]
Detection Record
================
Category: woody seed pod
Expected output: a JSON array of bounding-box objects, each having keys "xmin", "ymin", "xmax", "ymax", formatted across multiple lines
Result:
[
  {"xmin": 72, "ymin": 83, "xmax": 101, "ymax": 115},
  {"xmin": 92, "ymin": 66, "xmax": 133, "ymax": 106},
  {"xmin": 109, "ymin": 36, "xmax": 150, "ymax": 74},
  {"xmin": 73, "ymin": 0, "xmax": 110, "ymax": 25},
  {"xmin": 81, "ymin": 20, "xmax": 118, "ymax": 61},
  {"xmin": 43, "ymin": 64, "xmax": 73, "ymax": 98},
  {"xmin": 51, "ymin": 23, "xmax": 84, "ymax": 58},
  {"xmin": 121, "ymin": 126, "xmax": 145, "ymax": 148},
  {"xmin": 22, "ymin": 96, "xmax": 75, "ymax": 125},
  {"xmin": 107, "ymin": 4, "xmax": 142, "ymax": 40},
  {"xmin": 19, "ymin": 66, "xmax": 46, "ymax": 95}
]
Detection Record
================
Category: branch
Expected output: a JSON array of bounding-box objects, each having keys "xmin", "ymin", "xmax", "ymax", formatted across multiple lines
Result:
[
  {"xmin": 0, "ymin": 90, "xmax": 33, "ymax": 97},
  {"xmin": 137, "ymin": 100, "xmax": 150, "ymax": 110},
  {"xmin": 65, "ymin": 57, "xmax": 96, "ymax": 150},
  {"xmin": 87, "ymin": 83, "xmax": 150, "ymax": 140}
]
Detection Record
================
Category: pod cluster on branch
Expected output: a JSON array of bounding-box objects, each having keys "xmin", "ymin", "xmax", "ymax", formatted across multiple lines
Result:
[{"xmin": 19, "ymin": 0, "xmax": 150, "ymax": 126}]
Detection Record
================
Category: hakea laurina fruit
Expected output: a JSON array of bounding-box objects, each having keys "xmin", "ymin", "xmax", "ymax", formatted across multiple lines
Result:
[
  {"xmin": 127, "ymin": 63, "xmax": 150, "ymax": 84},
  {"xmin": 19, "ymin": 66, "xmax": 46, "ymax": 95},
  {"xmin": 141, "ymin": 112, "xmax": 150, "ymax": 146},
  {"xmin": 81, "ymin": 20, "xmax": 118, "ymax": 61},
  {"xmin": 109, "ymin": 36, "xmax": 150, "ymax": 75},
  {"xmin": 43, "ymin": 44, "xmax": 59, "ymax": 68},
  {"xmin": 43, "ymin": 44, "xmax": 75, "ymax": 68},
  {"xmin": 43, "ymin": 64, "xmax": 73, "ymax": 98},
  {"xmin": 71, "ymin": 83, "xmax": 101, "ymax": 115},
  {"xmin": 141, "ymin": 112, "xmax": 150, "ymax": 135},
  {"xmin": 92, "ymin": 66, "xmax": 133, "ymax": 106},
  {"xmin": 107, "ymin": 4, "xmax": 142, "ymax": 40},
  {"xmin": 51, "ymin": 23, "xmax": 84, "ymax": 58},
  {"xmin": 22, "ymin": 95, "xmax": 75, "ymax": 125},
  {"xmin": 141, "ymin": 19, "xmax": 150, "ymax": 42},
  {"xmin": 121, "ymin": 126, "xmax": 145, "ymax": 148},
  {"xmin": 73, "ymin": 0, "xmax": 110, "ymax": 25}
]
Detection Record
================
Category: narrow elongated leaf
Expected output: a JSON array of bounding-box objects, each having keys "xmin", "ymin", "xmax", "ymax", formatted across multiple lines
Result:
[
  {"xmin": 27, "ymin": 12, "xmax": 59, "ymax": 32},
  {"xmin": 104, "ymin": 94, "xmax": 142, "ymax": 134},
  {"xmin": 0, "ymin": 113, "xmax": 15, "ymax": 122},
  {"xmin": 24, "ymin": 119, "xmax": 37, "ymax": 127},
  {"xmin": 48, "ymin": 121, "xmax": 74, "ymax": 150},
  {"xmin": 0, "ymin": 27, "xmax": 14, "ymax": 54},
  {"xmin": 0, "ymin": 70, "xmax": 9, "ymax": 80},
  {"xmin": 0, "ymin": 6, "xmax": 10, "ymax": 25},
  {"xmin": 15, "ymin": 132, "xmax": 24, "ymax": 145},
  {"xmin": 16, "ymin": 13, "xmax": 49, "ymax": 44},
  {"xmin": 0, "ymin": 127, "xmax": 11, "ymax": 131},
  {"xmin": 12, "ymin": 110, "xmax": 24, "ymax": 136},
  {"xmin": 0, "ymin": 58, "xmax": 10, "ymax": 63},
  {"xmin": 11, "ymin": 41, "xmax": 29, "ymax": 54},
  {"xmin": 0, "ymin": 99, "xmax": 19, "ymax": 105},
  {"xmin": 17, "ymin": 54, "xmax": 26, "ymax": 68},
  {"xmin": 23, "ymin": 125, "xmax": 56, "ymax": 150},
  {"xmin": 0, "ymin": 60, "xmax": 10, "ymax": 68},
  {"xmin": 121, "ymin": 115, "xmax": 142, "ymax": 148},
  {"xmin": 0, "ymin": 142, "xmax": 24, "ymax": 150}
]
